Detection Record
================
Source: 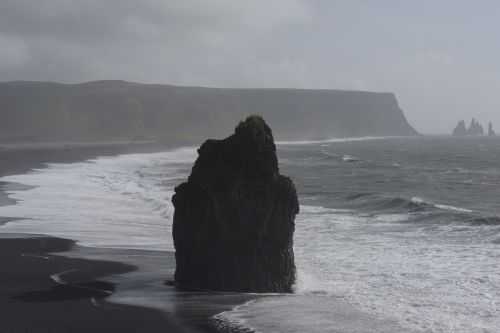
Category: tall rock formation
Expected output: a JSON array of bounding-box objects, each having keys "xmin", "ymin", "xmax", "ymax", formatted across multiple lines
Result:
[
  {"xmin": 467, "ymin": 118, "xmax": 484, "ymax": 136},
  {"xmin": 453, "ymin": 118, "xmax": 494, "ymax": 137},
  {"xmin": 488, "ymin": 122, "xmax": 496, "ymax": 137},
  {"xmin": 452, "ymin": 120, "xmax": 467, "ymax": 136},
  {"xmin": 172, "ymin": 116, "xmax": 298, "ymax": 292}
]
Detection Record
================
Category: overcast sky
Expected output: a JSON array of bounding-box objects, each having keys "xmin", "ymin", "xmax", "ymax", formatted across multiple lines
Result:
[{"xmin": 1, "ymin": 1, "xmax": 499, "ymax": 133}]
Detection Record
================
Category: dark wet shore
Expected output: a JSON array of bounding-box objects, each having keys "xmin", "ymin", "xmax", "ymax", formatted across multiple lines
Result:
[
  {"xmin": 0, "ymin": 141, "xmax": 174, "ymax": 177},
  {"xmin": 0, "ymin": 144, "xmax": 194, "ymax": 332},
  {"xmin": 0, "ymin": 234, "xmax": 195, "ymax": 333},
  {"xmin": 0, "ymin": 143, "xmax": 258, "ymax": 333}
]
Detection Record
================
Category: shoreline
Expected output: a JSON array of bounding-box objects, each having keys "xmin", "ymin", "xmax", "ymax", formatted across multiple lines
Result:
[
  {"xmin": 0, "ymin": 143, "xmax": 255, "ymax": 333},
  {"xmin": 0, "ymin": 140, "xmax": 179, "ymax": 177},
  {"xmin": 0, "ymin": 233, "xmax": 195, "ymax": 332},
  {"xmin": 0, "ymin": 138, "xmax": 428, "ymax": 333}
]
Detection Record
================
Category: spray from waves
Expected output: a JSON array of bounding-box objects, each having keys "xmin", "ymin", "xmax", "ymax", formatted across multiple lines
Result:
[
  {"xmin": 220, "ymin": 201, "xmax": 500, "ymax": 333},
  {"xmin": 0, "ymin": 147, "xmax": 197, "ymax": 251},
  {"xmin": 203, "ymin": 205, "xmax": 361, "ymax": 333},
  {"xmin": 292, "ymin": 204, "xmax": 370, "ymax": 295},
  {"xmin": 342, "ymin": 154, "xmax": 361, "ymax": 162},
  {"xmin": 409, "ymin": 197, "xmax": 473, "ymax": 213}
]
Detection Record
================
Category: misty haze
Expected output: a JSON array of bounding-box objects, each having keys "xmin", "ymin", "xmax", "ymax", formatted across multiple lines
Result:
[{"xmin": 1, "ymin": 2, "xmax": 500, "ymax": 333}]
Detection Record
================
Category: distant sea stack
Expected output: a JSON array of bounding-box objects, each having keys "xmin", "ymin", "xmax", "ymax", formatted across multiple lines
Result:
[
  {"xmin": 488, "ymin": 122, "xmax": 496, "ymax": 136},
  {"xmin": 453, "ymin": 118, "xmax": 490, "ymax": 136},
  {"xmin": 452, "ymin": 120, "xmax": 467, "ymax": 136},
  {"xmin": 467, "ymin": 118, "xmax": 484, "ymax": 136},
  {"xmin": 172, "ymin": 116, "xmax": 298, "ymax": 292},
  {"xmin": 0, "ymin": 81, "xmax": 418, "ymax": 144}
]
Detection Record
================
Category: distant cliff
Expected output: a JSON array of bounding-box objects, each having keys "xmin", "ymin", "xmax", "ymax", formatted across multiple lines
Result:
[{"xmin": 0, "ymin": 80, "xmax": 418, "ymax": 144}]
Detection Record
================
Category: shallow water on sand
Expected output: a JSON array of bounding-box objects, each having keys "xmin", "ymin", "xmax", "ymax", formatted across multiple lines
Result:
[
  {"xmin": 2, "ymin": 137, "xmax": 500, "ymax": 332},
  {"xmin": 0, "ymin": 147, "xmax": 196, "ymax": 250}
]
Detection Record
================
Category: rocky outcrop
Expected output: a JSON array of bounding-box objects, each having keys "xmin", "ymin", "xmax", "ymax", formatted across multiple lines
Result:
[
  {"xmin": 172, "ymin": 116, "xmax": 298, "ymax": 292},
  {"xmin": 488, "ymin": 122, "xmax": 496, "ymax": 136},
  {"xmin": 452, "ymin": 120, "xmax": 467, "ymax": 136},
  {"xmin": 467, "ymin": 118, "xmax": 484, "ymax": 136},
  {"xmin": 453, "ymin": 119, "xmax": 489, "ymax": 136}
]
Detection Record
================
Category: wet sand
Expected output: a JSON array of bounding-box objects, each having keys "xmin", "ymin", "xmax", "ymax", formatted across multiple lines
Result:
[
  {"xmin": 0, "ymin": 143, "xmax": 257, "ymax": 333},
  {"xmin": 0, "ymin": 234, "xmax": 195, "ymax": 333},
  {"xmin": 0, "ymin": 143, "xmax": 196, "ymax": 332}
]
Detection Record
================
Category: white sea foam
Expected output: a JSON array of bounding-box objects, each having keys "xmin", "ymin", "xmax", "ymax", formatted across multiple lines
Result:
[
  {"xmin": 434, "ymin": 203, "xmax": 474, "ymax": 213},
  {"xmin": 411, "ymin": 196, "xmax": 474, "ymax": 213},
  {"xmin": 342, "ymin": 154, "xmax": 360, "ymax": 162},
  {"xmin": 217, "ymin": 201, "xmax": 500, "ymax": 333},
  {"xmin": 213, "ymin": 299, "xmax": 261, "ymax": 333},
  {"xmin": 214, "ymin": 295, "xmax": 406, "ymax": 333},
  {"xmin": 290, "ymin": 203, "xmax": 500, "ymax": 332},
  {"xmin": 0, "ymin": 147, "xmax": 197, "ymax": 251}
]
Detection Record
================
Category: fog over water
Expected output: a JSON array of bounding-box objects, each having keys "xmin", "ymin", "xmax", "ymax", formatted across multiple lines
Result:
[{"xmin": 1, "ymin": 1, "xmax": 500, "ymax": 133}]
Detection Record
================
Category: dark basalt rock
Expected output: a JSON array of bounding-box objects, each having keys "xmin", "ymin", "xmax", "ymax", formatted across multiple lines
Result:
[
  {"xmin": 453, "ymin": 119, "xmax": 491, "ymax": 136},
  {"xmin": 488, "ymin": 122, "xmax": 496, "ymax": 137},
  {"xmin": 467, "ymin": 118, "xmax": 484, "ymax": 136},
  {"xmin": 172, "ymin": 115, "xmax": 299, "ymax": 292},
  {"xmin": 452, "ymin": 120, "xmax": 467, "ymax": 136}
]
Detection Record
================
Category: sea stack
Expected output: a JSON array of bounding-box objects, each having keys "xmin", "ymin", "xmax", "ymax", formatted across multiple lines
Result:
[
  {"xmin": 172, "ymin": 115, "xmax": 298, "ymax": 292},
  {"xmin": 488, "ymin": 122, "xmax": 496, "ymax": 136},
  {"xmin": 452, "ymin": 120, "xmax": 467, "ymax": 136},
  {"xmin": 453, "ymin": 119, "xmax": 489, "ymax": 136},
  {"xmin": 467, "ymin": 118, "xmax": 484, "ymax": 136}
]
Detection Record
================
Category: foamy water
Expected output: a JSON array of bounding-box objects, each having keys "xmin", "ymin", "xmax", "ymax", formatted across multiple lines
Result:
[
  {"xmin": 1, "ymin": 138, "xmax": 500, "ymax": 332},
  {"xmin": 0, "ymin": 147, "xmax": 196, "ymax": 250}
]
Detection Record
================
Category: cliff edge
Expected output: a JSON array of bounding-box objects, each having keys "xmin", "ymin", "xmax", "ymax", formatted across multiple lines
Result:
[{"xmin": 0, "ymin": 81, "xmax": 418, "ymax": 143}]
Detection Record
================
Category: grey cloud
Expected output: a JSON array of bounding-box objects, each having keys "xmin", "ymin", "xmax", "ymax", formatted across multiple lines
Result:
[
  {"xmin": 0, "ymin": 0, "xmax": 310, "ymax": 43},
  {"xmin": 1, "ymin": 1, "xmax": 500, "ymax": 133},
  {"xmin": 0, "ymin": 0, "xmax": 311, "ymax": 80}
]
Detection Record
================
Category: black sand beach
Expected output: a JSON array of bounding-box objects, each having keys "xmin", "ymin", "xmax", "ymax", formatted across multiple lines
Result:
[
  {"xmin": 0, "ymin": 143, "xmax": 262, "ymax": 333},
  {"xmin": 0, "ymin": 234, "xmax": 194, "ymax": 333},
  {"xmin": 0, "ymin": 144, "xmax": 197, "ymax": 333}
]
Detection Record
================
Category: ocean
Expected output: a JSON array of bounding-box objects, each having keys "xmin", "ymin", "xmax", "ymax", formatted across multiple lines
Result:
[{"xmin": 1, "ymin": 136, "xmax": 500, "ymax": 332}]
